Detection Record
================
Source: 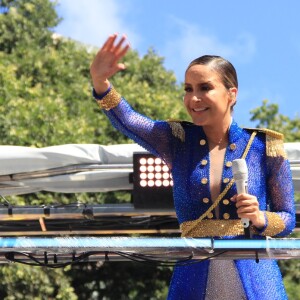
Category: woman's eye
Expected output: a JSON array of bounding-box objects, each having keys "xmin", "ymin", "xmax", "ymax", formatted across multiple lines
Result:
[
  {"xmin": 201, "ymin": 85, "xmax": 210, "ymax": 91},
  {"xmin": 184, "ymin": 87, "xmax": 192, "ymax": 92}
]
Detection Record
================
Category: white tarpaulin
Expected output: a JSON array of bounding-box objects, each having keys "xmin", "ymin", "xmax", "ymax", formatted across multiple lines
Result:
[{"xmin": 0, "ymin": 143, "xmax": 299, "ymax": 195}]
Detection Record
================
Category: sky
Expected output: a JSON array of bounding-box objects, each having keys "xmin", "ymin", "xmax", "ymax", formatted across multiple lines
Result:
[{"xmin": 54, "ymin": 0, "xmax": 300, "ymax": 127}]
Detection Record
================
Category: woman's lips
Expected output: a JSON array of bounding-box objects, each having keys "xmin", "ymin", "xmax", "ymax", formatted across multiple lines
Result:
[{"xmin": 192, "ymin": 107, "xmax": 209, "ymax": 112}]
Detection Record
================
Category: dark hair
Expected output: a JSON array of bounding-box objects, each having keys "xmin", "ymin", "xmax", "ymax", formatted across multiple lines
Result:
[{"xmin": 186, "ymin": 55, "xmax": 238, "ymax": 89}]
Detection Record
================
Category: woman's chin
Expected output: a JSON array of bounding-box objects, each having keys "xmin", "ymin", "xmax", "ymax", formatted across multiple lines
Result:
[{"xmin": 191, "ymin": 117, "xmax": 206, "ymax": 126}]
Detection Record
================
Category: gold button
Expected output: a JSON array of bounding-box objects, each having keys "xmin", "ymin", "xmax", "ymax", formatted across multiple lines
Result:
[
  {"xmin": 223, "ymin": 213, "xmax": 230, "ymax": 219},
  {"xmin": 201, "ymin": 177, "xmax": 208, "ymax": 184},
  {"xmin": 201, "ymin": 159, "xmax": 208, "ymax": 166},
  {"xmin": 223, "ymin": 199, "xmax": 230, "ymax": 205},
  {"xmin": 203, "ymin": 197, "xmax": 209, "ymax": 203},
  {"xmin": 200, "ymin": 139, "xmax": 206, "ymax": 146},
  {"xmin": 230, "ymin": 143, "xmax": 236, "ymax": 150},
  {"xmin": 208, "ymin": 213, "xmax": 214, "ymax": 219},
  {"xmin": 223, "ymin": 178, "xmax": 230, "ymax": 183},
  {"xmin": 225, "ymin": 161, "xmax": 232, "ymax": 167}
]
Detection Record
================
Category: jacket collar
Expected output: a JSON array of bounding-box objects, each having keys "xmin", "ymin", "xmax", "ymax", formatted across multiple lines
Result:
[{"xmin": 228, "ymin": 119, "xmax": 244, "ymax": 144}]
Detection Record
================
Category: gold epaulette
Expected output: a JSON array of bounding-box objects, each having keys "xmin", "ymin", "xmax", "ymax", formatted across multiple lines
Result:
[
  {"xmin": 166, "ymin": 119, "xmax": 185, "ymax": 142},
  {"xmin": 244, "ymin": 127, "xmax": 286, "ymax": 158},
  {"xmin": 245, "ymin": 127, "xmax": 284, "ymax": 140}
]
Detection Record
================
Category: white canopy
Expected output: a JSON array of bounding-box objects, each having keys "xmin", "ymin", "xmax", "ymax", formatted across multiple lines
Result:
[{"xmin": 0, "ymin": 143, "xmax": 299, "ymax": 196}]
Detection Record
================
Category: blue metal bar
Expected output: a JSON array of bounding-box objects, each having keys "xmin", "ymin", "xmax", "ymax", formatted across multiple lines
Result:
[{"xmin": 0, "ymin": 237, "xmax": 300, "ymax": 251}]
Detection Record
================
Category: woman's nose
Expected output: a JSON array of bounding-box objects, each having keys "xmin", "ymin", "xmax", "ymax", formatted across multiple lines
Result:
[{"xmin": 192, "ymin": 94, "xmax": 202, "ymax": 101}]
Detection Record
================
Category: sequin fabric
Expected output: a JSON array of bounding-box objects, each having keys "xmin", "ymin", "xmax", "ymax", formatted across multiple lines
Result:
[
  {"xmin": 95, "ymin": 86, "xmax": 121, "ymax": 110},
  {"xmin": 180, "ymin": 219, "xmax": 245, "ymax": 237},
  {"xmin": 98, "ymin": 96, "xmax": 295, "ymax": 300},
  {"xmin": 205, "ymin": 260, "xmax": 246, "ymax": 300}
]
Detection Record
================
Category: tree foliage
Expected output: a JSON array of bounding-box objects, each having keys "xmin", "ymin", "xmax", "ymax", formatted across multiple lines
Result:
[
  {"xmin": 0, "ymin": 0, "xmax": 181, "ymax": 298},
  {"xmin": 0, "ymin": 0, "xmax": 299, "ymax": 298},
  {"xmin": 0, "ymin": 264, "xmax": 77, "ymax": 300},
  {"xmin": 250, "ymin": 99, "xmax": 300, "ymax": 142},
  {"xmin": 0, "ymin": 0, "xmax": 187, "ymax": 148}
]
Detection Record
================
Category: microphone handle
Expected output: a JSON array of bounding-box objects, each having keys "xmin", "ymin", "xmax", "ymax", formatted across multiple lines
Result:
[
  {"xmin": 235, "ymin": 179, "xmax": 251, "ymax": 238},
  {"xmin": 242, "ymin": 183, "xmax": 252, "ymax": 238},
  {"xmin": 241, "ymin": 182, "xmax": 250, "ymax": 228}
]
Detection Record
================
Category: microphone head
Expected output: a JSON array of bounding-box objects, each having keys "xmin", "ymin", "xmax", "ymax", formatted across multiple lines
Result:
[{"xmin": 232, "ymin": 159, "xmax": 248, "ymax": 181}]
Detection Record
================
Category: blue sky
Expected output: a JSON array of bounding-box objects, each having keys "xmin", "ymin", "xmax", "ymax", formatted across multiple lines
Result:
[{"xmin": 54, "ymin": 0, "xmax": 300, "ymax": 127}]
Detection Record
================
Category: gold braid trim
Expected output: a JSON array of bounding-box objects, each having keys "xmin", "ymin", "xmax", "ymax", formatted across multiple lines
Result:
[
  {"xmin": 253, "ymin": 212, "xmax": 285, "ymax": 237},
  {"xmin": 96, "ymin": 86, "xmax": 121, "ymax": 111},
  {"xmin": 180, "ymin": 219, "xmax": 253, "ymax": 237},
  {"xmin": 244, "ymin": 128, "xmax": 286, "ymax": 158},
  {"xmin": 166, "ymin": 121, "xmax": 185, "ymax": 142}
]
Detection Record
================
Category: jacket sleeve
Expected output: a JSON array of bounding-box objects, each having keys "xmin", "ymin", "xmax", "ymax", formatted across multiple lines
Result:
[
  {"xmin": 257, "ymin": 131, "xmax": 296, "ymax": 237},
  {"xmin": 94, "ymin": 87, "xmax": 184, "ymax": 167}
]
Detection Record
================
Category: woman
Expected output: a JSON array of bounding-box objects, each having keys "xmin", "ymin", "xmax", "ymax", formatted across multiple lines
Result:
[{"xmin": 90, "ymin": 34, "xmax": 295, "ymax": 300}]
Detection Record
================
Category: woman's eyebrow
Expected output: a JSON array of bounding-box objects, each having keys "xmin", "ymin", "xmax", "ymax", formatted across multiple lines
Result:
[{"xmin": 185, "ymin": 80, "xmax": 212, "ymax": 86}]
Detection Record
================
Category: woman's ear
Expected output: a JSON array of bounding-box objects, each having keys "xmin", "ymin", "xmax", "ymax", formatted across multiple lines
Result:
[{"xmin": 229, "ymin": 87, "xmax": 238, "ymax": 106}]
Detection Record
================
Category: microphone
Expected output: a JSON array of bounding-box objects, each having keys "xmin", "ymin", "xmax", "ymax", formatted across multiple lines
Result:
[{"xmin": 232, "ymin": 159, "xmax": 251, "ymax": 238}]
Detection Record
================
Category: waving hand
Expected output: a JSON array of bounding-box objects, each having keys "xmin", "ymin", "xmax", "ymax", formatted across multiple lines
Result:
[{"xmin": 90, "ymin": 34, "xmax": 130, "ymax": 94}]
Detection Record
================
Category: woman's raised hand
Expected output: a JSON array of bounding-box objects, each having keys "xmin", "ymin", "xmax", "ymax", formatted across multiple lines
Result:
[{"xmin": 90, "ymin": 34, "xmax": 130, "ymax": 94}]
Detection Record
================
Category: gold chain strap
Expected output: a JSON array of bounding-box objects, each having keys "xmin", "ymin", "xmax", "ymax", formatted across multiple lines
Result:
[{"xmin": 195, "ymin": 131, "xmax": 257, "ymax": 222}]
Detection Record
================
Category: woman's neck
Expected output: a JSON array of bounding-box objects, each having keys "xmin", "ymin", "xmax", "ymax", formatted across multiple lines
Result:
[{"xmin": 203, "ymin": 118, "xmax": 232, "ymax": 148}]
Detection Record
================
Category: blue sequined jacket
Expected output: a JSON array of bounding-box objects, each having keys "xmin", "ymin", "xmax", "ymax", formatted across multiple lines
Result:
[{"xmin": 95, "ymin": 91, "xmax": 295, "ymax": 300}]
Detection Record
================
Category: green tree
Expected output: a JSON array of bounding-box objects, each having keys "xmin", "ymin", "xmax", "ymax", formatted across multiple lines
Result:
[
  {"xmin": 279, "ymin": 234, "xmax": 300, "ymax": 300},
  {"xmin": 0, "ymin": 0, "xmax": 183, "ymax": 298},
  {"xmin": 250, "ymin": 99, "xmax": 300, "ymax": 142},
  {"xmin": 0, "ymin": 265, "xmax": 77, "ymax": 300},
  {"xmin": 67, "ymin": 262, "xmax": 171, "ymax": 300},
  {"xmin": 0, "ymin": 0, "xmax": 187, "ymax": 148}
]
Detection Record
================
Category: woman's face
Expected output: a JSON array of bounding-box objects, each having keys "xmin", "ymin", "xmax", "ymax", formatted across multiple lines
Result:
[{"xmin": 184, "ymin": 64, "xmax": 236, "ymax": 127}]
